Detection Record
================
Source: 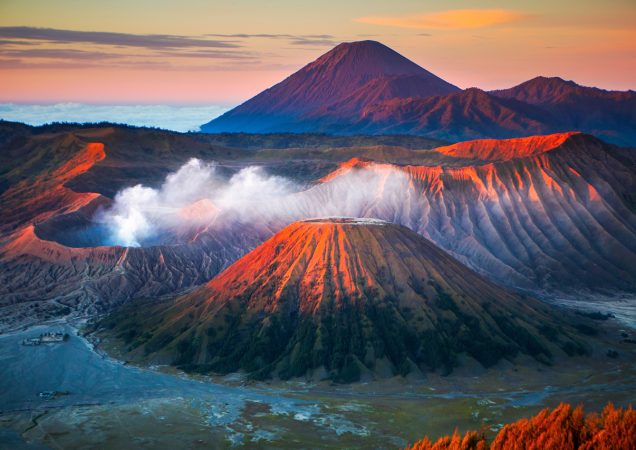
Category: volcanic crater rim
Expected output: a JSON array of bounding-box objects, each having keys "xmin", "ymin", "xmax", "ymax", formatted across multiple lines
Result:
[{"xmin": 301, "ymin": 217, "xmax": 390, "ymax": 226}]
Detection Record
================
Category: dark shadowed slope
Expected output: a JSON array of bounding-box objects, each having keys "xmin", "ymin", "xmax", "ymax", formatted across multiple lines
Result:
[
  {"xmin": 103, "ymin": 219, "xmax": 586, "ymax": 382},
  {"xmin": 344, "ymin": 83, "xmax": 635, "ymax": 144},
  {"xmin": 350, "ymin": 88, "xmax": 555, "ymax": 141},
  {"xmin": 201, "ymin": 40, "xmax": 459, "ymax": 133},
  {"xmin": 491, "ymin": 76, "xmax": 636, "ymax": 146}
]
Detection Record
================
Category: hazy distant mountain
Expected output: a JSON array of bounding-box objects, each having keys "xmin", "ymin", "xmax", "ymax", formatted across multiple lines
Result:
[
  {"xmin": 350, "ymin": 88, "xmax": 555, "ymax": 141},
  {"xmin": 491, "ymin": 76, "xmax": 636, "ymax": 146},
  {"xmin": 201, "ymin": 42, "xmax": 636, "ymax": 146},
  {"xmin": 201, "ymin": 40, "xmax": 459, "ymax": 133}
]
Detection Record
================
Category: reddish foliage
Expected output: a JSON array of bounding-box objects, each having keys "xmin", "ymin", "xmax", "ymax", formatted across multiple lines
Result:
[
  {"xmin": 408, "ymin": 430, "xmax": 488, "ymax": 450},
  {"xmin": 407, "ymin": 403, "xmax": 635, "ymax": 450}
]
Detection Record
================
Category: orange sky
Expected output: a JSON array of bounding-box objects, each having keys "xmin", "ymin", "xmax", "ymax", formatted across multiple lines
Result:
[{"xmin": 0, "ymin": 0, "xmax": 634, "ymax": 105}]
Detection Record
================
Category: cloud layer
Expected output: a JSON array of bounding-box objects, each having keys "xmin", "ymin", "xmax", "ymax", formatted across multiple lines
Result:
[
  {"xmin": 0, "ymin": 26, "xmax": 239, "ymax": 49},
  {"xmin": 355, "ymin": 9, "xmax": 527, "ymax": 30},
  {"xmin": 0, "ymin": 27, "xmax": 338, "ymax": 70},
  {"xmin": 0, "ymin": 103, "xmax": 229, "ymax": 132}
]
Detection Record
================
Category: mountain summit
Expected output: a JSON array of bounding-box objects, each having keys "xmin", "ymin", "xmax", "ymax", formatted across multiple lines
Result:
[
  {"xmin": 201, "ymin": 41, "xmax": 459, "ymax": 133},
  {"xmin": 104, "ymin": 218, "xmax": 585, "ymax": 382}
]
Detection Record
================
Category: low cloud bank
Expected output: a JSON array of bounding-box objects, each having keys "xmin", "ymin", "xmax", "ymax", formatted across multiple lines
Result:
[
  {"xmin": 101, "ymin": 158, "xmax": 414, "ymax": 247},
  {"xmin": 0, "ymin": 103, "xmax": 229, "ymax": 132}
]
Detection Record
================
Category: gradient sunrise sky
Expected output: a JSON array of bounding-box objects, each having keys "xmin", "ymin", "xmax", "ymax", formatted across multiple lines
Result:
[{"xmin": 0, "ymin": 0, "xmax": 634, "ymax": 106}]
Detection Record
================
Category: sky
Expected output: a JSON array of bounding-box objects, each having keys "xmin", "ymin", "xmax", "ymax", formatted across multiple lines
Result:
[{"xmin": 0, "ymin": 0, "xmax": 634, "ymax": 127}]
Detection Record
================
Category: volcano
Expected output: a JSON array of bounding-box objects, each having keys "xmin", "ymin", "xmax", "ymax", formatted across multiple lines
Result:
[
  {"xmin": 2, "ymin": 124, "xmax": 635, "ymax": 332},
  {"xmin": 104, "ymin": 218, "xmax": 585, "ymax": 382},
  {"xmin": 201, "ymin": 40, "xmax": 459, "ymax": 133},
  {"xmin": 200, "ymin": 42, "xmax": 636, "ymax": 146}
]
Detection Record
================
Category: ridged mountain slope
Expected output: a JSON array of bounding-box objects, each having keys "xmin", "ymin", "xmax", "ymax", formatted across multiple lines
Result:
[{"xmin": 105, "ymin": 219, "xmax": 585, "ymax": 381}]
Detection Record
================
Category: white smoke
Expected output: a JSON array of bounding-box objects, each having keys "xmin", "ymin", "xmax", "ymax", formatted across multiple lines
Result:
[{"xmin": 102, "ymin": 158, "xmax": 415, "ymax": 247}]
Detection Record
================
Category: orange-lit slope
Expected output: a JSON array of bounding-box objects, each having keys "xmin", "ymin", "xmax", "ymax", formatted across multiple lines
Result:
[
  {"xmin": 435, "ymin": 132, "xmax": 579, "ymax": 161},
  {"xmin": 108, "ymin": 219, "xmax": 585, "ymax": 381},
  {"xmin": 0, "ymin": 134, "xmax": 264, "ymax": 326},
  {"xmin": 0, "ymin": 137, "xmax": 106, "ymax": 234}
]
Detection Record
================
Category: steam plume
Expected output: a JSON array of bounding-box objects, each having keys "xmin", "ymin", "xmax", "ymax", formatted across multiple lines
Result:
[{"xmin": 102, "ymin": 158, "xmax": 413, "ymax": 247}]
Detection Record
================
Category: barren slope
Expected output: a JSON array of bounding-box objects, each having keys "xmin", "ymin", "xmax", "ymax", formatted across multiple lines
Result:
[{"xmin": 103, "ymin": 219, "xmax": 585, "ymax": 381}]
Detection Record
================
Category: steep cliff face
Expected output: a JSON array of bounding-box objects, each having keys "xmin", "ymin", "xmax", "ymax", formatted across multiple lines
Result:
[
  {"xmin": 0, "ymin": 135, "xmax": 106, "ymax": 234},
  {"xmin": 103, "ymin": 219, "xmax": 584, "ymax": 381},
  {"xmin": 306, "ymin": 133, "xmax": 636, "ymax": 292},
  {"xmin": 490, "ymin": 76, "xmax": 636, "ymax": 146}
]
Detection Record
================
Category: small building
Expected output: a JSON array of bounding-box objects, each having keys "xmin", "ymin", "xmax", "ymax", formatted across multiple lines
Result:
[
  {"xmin": 22, "ymin": 331, "xmax": 69, "ymax": 346},
  {"xmin": 40, "ymin": 332, "xmax": 67, "ymax": 343}
]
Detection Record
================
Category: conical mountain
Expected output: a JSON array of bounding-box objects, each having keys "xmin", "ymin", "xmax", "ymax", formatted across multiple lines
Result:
[
  {"xmin": 201, "ymin": 41, "xmax": 459, "ymax": 133},
  {"xmin": 105, "ymin": 218, "xmax": 586, "ymax": 382}
]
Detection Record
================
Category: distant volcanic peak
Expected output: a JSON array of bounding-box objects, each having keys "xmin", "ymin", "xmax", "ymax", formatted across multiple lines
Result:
[
  {"xmin": 201, "ymin": 40, "xmax": 459, "ymax": 133},
  {"xmin": 492, "ymin": 76, "xmax": 581, "ymax": 100},
  {"xmin": 520, "ymin": 75, "xmax": 579, "ymax": 88},
  {"xmin": 491, "ymin": 76, "xmax": 632, "ymax": 104},
  {"xmin": 436, "ymin": 132, "xmax": 582, "ymax": 161},
  {"xmin": 310, "ymin": 40, "xmax": 437, "ymax": 78}
]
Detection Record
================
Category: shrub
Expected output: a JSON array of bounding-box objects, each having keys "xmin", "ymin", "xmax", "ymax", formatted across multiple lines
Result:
[{"xmin": 406, "ymin": 403, "xmax": 635, "ymax": 450}]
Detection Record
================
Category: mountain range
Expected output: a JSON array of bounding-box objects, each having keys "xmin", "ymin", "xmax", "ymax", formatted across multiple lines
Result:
[
  {"xmin": 201, "ymin": 41, "xmax": 636, "ymax": 147},
  {"xmin": 1, "ymin": 122, "xmax": 634, "ymax": 333}
]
